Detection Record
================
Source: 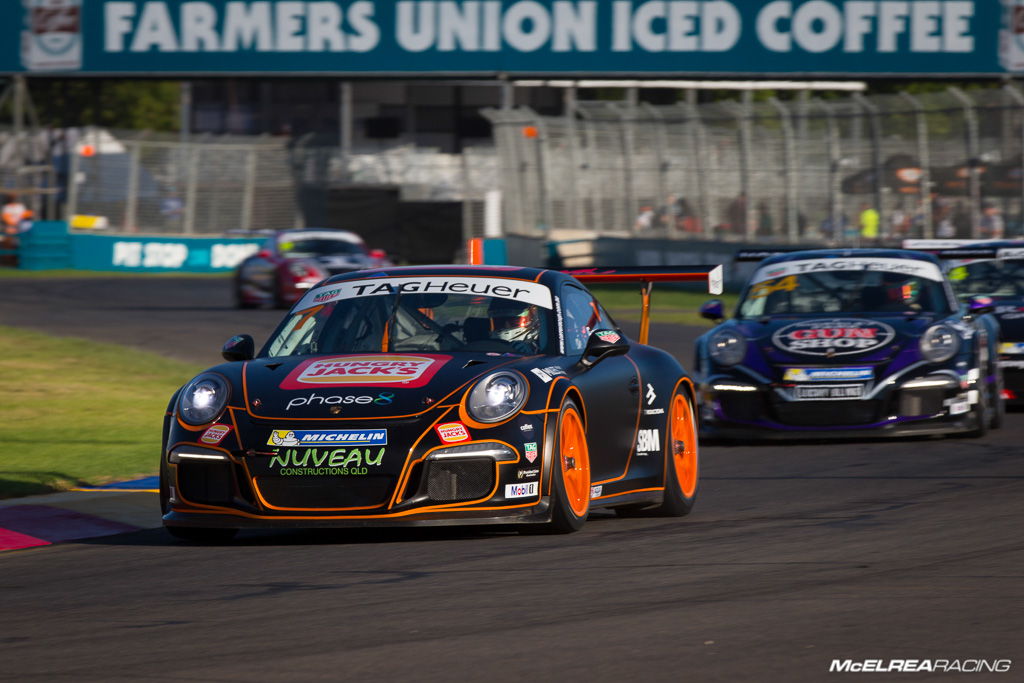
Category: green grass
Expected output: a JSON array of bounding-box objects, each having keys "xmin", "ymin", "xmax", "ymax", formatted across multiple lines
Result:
[
  {"xmin": 589, "ymin": 285, "xmax": 738, "ymax": 326},
  {"xmin": 0, "ymin": 326, "xmax": 202, "ymax": 498}
]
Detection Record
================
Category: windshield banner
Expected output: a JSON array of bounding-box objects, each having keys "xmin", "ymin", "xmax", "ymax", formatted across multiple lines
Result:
[
  {"xmin": 297, "ymin": 276, "xmax": 554, "ymax": 310},
  {"xmin": 753, "ymin": 258, "xmax": 944, "ymax": 284}
]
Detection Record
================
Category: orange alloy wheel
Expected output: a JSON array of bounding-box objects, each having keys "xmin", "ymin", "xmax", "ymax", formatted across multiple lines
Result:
[
  {"xmin": 671, "ymin": 393, "xmax": 698, "ymax": 498},
  {"xmin": 560, "ymin": 408, "xmax": 590, "ymax": 517}
]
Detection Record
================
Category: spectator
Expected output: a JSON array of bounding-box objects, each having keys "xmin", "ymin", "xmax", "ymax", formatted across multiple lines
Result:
[
  {"xmin": 727, "ymin": 192, "xmax": 747, "ymax": 236},
  {"xmin": 757, "ymin": 200, "xmax": 773, "ymax": 237},
  {"xmin": 634, "ymin": 205, "xmax": 656, "ymax": 232},
  {"xmin": 979, "ymin": 204, "xmax": 1005, "ymax": 239},
  {"xmin": 952, "ymin": 202, "xmax": 971, "ymax": 238},
  {"xmin": 1, "ymin": 194, "xmax": 33, "ymax": 267},
  {"xmin": 859, "ymin": 203, "xmax": 880, "ymax": 243}
]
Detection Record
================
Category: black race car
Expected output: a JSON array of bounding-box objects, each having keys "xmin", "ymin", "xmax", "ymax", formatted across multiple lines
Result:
[
  {"xmin": 695, "ymin": 248, "xmax": 1003, "ymax": 440},
  {"xmin": 162, "ymin": 264, "xmax": 722, "ymax": 540}
]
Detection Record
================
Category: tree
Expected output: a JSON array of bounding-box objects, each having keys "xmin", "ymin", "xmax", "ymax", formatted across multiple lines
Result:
[{"xmin": 25, "ymin": 79, "xmax": 180, "ymax": 131}]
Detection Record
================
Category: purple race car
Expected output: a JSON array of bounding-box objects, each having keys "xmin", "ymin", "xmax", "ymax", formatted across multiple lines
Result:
[{"xmin": 695, "ymin": 248, "xmax": 1004, "ymax": 440}]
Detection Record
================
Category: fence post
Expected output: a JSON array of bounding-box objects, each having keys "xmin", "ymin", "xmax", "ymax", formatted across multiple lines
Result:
[
  {"xmin": 618, "ymin": 101, "xmax": 638, "ymax": 235},
  {"xmin": 948, "ymin": 87, "xmax": 982, "ymax": 239},
  {"xmin": 1003, "ymin": 84, "xmax": 1024, "ymax": 235},
  {"xmin": 564, "ymin": 84, "xmax": 580, "ymax": 231},
  {"xmin": 65, "ymin": 139, "xmax": 80, "ymax": 221},
  {"xmin": 183, "ymin": 143, "xmax": 199, "ymax": 235},
  {"xmin": 683, "ymin": 93, "xmax": 711, "ymax": 238},
  {"xmin": 240, "ymin": 147, "xmax": 257, "ymax": 233},
  {"xmin": 899, "ymin": 91, "xmax": 933, "ymax": 239},
  {"xmin": 124, "ymin": 141, "xmax": 141, "ymax": 233},
  {"xmin": 769, "ymin": 97, "xmax": 798, "ymax": 243},
  {"xmin": 736, "ymin": 92, "xmax": 754, "ymax": 240}
]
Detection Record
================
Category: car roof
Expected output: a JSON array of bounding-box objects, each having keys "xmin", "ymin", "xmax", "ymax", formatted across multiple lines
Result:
[
  {"xmin": 320, "ymin": 264, "xmax": 565, "ymax": 287},
  {"xmin": 758, "ymin": 247, "xmax": 942, "ymax": 268}
]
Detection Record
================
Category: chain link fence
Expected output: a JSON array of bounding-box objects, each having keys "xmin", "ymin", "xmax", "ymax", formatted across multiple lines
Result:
[
  {"xmin": 67, "ymin": 130, "xmax": 297, "ymax": 234},
  {"xmin": 484, "ymin": 84, "xmax": 1024, "ymax": 245}
]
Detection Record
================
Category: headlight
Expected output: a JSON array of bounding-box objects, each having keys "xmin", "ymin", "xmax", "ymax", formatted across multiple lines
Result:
[
  {"xmin": 919, "ymin": 324, "xmax": 960, "ymax": 363},
  {"xmin": 708, "ymin": 329, "xmax": 747, "ymax": 367},
  {"xmin": 178, "ymin": 373, "xmax": 230, "ymax": 426},
  {"xmin": 467, "ymin": 372, "xmax": 528, "ymax": 423}
]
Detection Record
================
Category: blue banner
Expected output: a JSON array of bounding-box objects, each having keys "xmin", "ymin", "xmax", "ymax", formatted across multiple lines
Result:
[{"xmin": 2, "ymin": 1, "xmax": 1014, "ymax": 76}]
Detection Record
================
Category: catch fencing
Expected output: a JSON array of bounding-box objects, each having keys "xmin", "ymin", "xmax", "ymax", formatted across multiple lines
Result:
[
  {"xmin": 484, "ymin": 84, "xmax": 1024, "ymax": 244},
  {"xmin": 65, "ymin": 131, "xmax": 499, "ymax": 240},
  {"xmin": 67, "ymin": 130, "xmax": 296, "ymax": 235}
]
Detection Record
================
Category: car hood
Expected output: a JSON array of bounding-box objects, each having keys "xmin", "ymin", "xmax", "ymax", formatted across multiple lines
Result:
[
  {"xmin": 730, "ymin": 314, "xmax": 943, "ymax": 370},
  {"xmin": 239, "ymin": 352, "xmax": 531, "ymax": 420}
]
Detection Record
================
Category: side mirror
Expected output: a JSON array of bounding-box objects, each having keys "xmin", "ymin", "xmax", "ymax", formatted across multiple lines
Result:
[
  {"xmin": 222, "ymin": 334, "xmax": 255, "ymax": 362},
  {"xmin": 967, "ymin": 295, "xmax": 995, "ymax": 316},
  {"xmin": 579, "ymin": 329, "xmax": 630, "ymax": 368},
  {"xmin": 700, "ymin": 299, "xmax": 725, "ymax": 322}
]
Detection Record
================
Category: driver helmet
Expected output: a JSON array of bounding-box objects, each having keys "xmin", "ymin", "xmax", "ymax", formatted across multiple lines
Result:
[{"xmin": 488, "ymin": 299, "xmax": 539, "ymax": 343}]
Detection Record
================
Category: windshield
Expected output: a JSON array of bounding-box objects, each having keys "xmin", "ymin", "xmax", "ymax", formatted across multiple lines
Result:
[
  {"xmin": 947, "ymin": 260, "xmax": 1024, "ymax": 298},
  {"xmin": 739, "ymin": 257, "xmax": 954, "ymax": 318},
  {"xmin": 264, "ymin": 277, "xmax": 555, "ymax": 357},
  {"xmin": 280, "ymin": 238, "xmax": 365, "ymax": 258}
]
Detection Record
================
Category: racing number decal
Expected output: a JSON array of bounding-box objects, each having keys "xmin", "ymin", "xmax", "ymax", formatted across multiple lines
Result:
[{"xmin": 748, "ymin": 275, "xmax": 799, "ymax": 299}]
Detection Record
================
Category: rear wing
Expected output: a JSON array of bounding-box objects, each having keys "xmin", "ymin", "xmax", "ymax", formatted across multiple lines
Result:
[
  {"xmin": 561, "ymin": 265, "xmax": 723, "ymax": 345},
  {"xmin": 733, "ymin": 249, "xmax": 798, "ymax": 262}
]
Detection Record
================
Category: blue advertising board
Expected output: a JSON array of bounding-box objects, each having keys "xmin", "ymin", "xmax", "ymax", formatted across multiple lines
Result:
[
  {"xmin": 17, "ymin": 221, "xmax": 263, "ymax": 272},
  {"xmin": 2, "ymin": 1, "xmax": 1017, "ymax": 76}
]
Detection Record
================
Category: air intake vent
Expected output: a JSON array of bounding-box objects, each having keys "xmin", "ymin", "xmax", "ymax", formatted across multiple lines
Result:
[{"xmin": 426, "ymin": 458, "xmax": 494, "ymax": 502}]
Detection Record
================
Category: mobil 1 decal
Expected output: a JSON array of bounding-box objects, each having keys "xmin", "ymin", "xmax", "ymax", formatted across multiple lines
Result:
[{"xmin": 772, "ymin": 319, "xmax": 895, "ymax": 357}]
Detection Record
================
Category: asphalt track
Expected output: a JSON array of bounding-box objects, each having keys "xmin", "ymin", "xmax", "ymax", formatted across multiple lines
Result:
[{"xmin": 2, "ymin": 277, "xmax": 1023, "ymax": 681}]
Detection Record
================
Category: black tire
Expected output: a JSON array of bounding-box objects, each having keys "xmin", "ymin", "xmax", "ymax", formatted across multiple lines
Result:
[
  {"xmin": 989, "ymin": 363, "xmax": 1005, "ymax": 430},
  {"xmin": 546, "ymin": 399, "xmax": 591, "ymax": 534},
  {"xmin": 234, "ymin": 281, "xmax": 259, "ymax": 309},
  {"xmin": 272, "ymin": 279, "xmax": 290, "ymax": 309},
  {"xmin": 964, "ymin": 372, "xmax": 989, "ymax": 439},
  {"xmin": 652, "ymin": 386, "xmax": 699, "ymax": 516},
  {"xmin": 166, "ymin": 526, "xmax": 238, "ymax": 543}
]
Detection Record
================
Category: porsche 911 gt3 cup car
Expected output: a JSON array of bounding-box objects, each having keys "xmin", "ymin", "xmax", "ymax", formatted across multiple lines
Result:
[
  {"xmin": 161, "ymin": 264, "xmax": 722, "ymax": 541},
  {"xmin": 695, "ymin": 248, "xmax": 1003, "ymax": 440},
  {"xmin": 905, "ymin": 239, "xmax": 1024, "ymax": 406},
  {"xmin": 234, "ymin": 229, "xmax": 391, "ymax": 309}
]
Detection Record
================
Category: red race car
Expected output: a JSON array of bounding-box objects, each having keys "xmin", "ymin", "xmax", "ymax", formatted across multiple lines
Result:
[{"xmin": 234, "ymin": 228, "xmax": 391, "ymax": 308}]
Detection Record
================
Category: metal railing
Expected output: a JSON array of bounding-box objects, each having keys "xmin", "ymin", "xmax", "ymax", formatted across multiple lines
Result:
[{"xmin": 484, "ymin": 84, "xmax": 1024, "ymax": 244}]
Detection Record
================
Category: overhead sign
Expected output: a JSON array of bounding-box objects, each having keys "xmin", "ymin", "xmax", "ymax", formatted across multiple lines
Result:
[{"xmin": 0, "ymin": 1, "xmax": 1013, "ymax": 75}]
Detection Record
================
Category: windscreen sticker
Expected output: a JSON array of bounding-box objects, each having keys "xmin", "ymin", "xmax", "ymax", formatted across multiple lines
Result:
[
  {"xmin": 748, "ymin": 275, "xmax": 800, "ymax": 299},
  {"xmin": 772, "ymin": 319, "xmax": 895, "ymax": 357},
  {"xmin": 783, "ymin": 367, "xmax": 874, "ymax": 382},
  {"xmin": 297, "ymin": 276, "xmax": 553, "ymax": 311},
  {"xmin": 280, "ymin": 354, "xmax": 450, "ymax": 389},
  {"xmin": 752, "ymin": 258, "xmax": 943, "ymax": 284},
  {"xmin": 998, "ymin": 248, "xmax": 1024, "ymax": 259}
]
